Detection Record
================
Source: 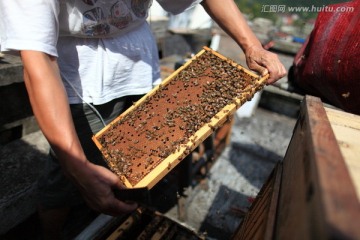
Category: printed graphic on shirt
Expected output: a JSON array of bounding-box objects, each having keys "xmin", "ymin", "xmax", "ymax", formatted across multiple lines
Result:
[
  {"xmin": 110, "ymin": 1, "xmax": 132, "ymax": 29},
  {"xmin": 83, "ymin": 0, "xmax": 98, "ymax": 5},
  {"xmin": 83, "ymin": 7, "xmax": 111, "ymax": 36},
  {"xmin": 80, "ymin": 0, "xmax": 151, "ymax": 36}
]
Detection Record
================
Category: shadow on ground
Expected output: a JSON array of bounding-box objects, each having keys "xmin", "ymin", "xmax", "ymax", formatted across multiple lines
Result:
[{"xmin": 197, "ymin": 142, "xmax": 282, "ymax": 239}]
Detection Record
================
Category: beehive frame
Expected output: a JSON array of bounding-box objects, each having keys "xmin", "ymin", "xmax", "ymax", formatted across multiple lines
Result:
[{"xmin": 92, "ymin": 46, "xmax": 268, "ymax": 189}]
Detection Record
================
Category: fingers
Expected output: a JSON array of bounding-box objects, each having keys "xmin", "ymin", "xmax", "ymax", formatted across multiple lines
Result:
[
  {"xmin": 91, "ymin": 199, "xmax": 138, "ymax": 216},
  {"xmin": 261, "ymin": 68, "xmax": 269, "ymax": 77},
  {"xmin": 248, "ymin": 60, "xmax": 268, "ymax": 77},
  {"xmin": 263, "ymin": 55, "xmax": 287, "ymax": 84},
  {"xmin": 100, "ymin": 172, "xmax": 139, "ymax": 216},
  {"xmin": 103, "ymin": 198, "xmax": 138, "ymax": 216},
  {"xmin": 77, "ymin": 163, "xmax": 138, "ymax": 216},
  {"xmin": 246, "ymin": 46, "xmax": 287, "ymax": 84},
  {"xmin": 83, "ymin": 188, "xmax": 138, "ymax": 216}
]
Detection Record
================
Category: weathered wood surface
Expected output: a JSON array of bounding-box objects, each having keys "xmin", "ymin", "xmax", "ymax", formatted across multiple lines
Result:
[
  {"xmin": 231, "ymin": 163, "xmax": 282, "ymax": 240},
  {"xmin": 325, "ymin": 107, "xmax": 360, "ymax": 200},
  {"xmin": 276, "ymin": 95, "xmax": 360, "ymax": 240}
]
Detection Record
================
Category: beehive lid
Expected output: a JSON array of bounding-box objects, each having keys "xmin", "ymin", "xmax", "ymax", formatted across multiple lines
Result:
[{"xmin": 92, "ymin": 46, "xmax": 268, "ymax": 189}]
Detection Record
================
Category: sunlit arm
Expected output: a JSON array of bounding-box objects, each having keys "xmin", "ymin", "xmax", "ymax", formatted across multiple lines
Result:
[
  {"xmin": 21, "ymin": 50, "xmax": 87, "ymax": 169},
  {"xmin": 20, "ymin": 50, "xmax": 137, "ymax": 215},
  {"xmin": 201, "ymin": 0, "xmax": 287, "ymax": 83}
]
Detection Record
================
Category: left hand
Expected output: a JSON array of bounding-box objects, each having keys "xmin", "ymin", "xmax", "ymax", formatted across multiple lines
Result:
[
  {"xmin": 245, "ymin": 45, "xmax": 287, "ymax": 84},
  {"xmin": 68, "ymin": 160, "xmax": 138, "ymax": 216}
]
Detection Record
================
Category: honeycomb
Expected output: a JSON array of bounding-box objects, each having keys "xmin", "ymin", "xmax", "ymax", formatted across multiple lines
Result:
[{"xmin": 92, "ymin": 47, "xmax": 267, "ymax": 188}]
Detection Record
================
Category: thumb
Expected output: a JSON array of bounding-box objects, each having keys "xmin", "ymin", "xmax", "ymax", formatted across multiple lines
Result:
[
  {"xmin": 251, "ymin": 64, "xmax": 268, "ymax": 77},
  {"xmin": 246, "ymin": 55, "xmax": 268, "ymax": 76},
  {"xmin": 112, "ymin": 176, "xmax": 127, "ymax": 190}
]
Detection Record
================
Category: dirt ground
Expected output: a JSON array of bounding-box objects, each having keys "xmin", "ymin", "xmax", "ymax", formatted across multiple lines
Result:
[{"xmin": 164, "ymin": 106, "xmax": 297, "ymax": 239}]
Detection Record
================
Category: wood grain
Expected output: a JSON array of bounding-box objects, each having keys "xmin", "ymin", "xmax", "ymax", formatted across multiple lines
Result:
[
  {"xmin": 325, "ymin": 107, "xmax": 360, "ymax": 201},
  {"xmin": 276, "ymin": 95, "xmax": 360, "ymax": 239}
]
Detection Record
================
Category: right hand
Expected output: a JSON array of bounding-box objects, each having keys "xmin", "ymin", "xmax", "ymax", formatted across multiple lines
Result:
[
  {"xmin": 244, "ymin": 44, "xmax": 287, "ymax": 84},
  {"xmin": 68, "ymin": 160, "xmax": 138, "ymax": 216}
]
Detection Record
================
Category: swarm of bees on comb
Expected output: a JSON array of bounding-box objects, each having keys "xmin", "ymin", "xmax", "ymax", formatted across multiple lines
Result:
[{"xmin": 92, "ymin": 47, "xmax": 267, "ymax": 188}]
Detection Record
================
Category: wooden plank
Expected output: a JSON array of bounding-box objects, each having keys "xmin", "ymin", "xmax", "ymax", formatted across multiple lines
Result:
[
  {"xmin": 276, "ymin": 95, "xmax": 360, "ymax": 239},
  {"xmin": 325, "ymin": 107, "xmax": 360, "ymax": 129},
  {"xmin": 325, "ymin": 108, "xmax": 360, "ymax": 200},
  {"xmin": 275, "ymin": 110, "xmax": 310, "ymax": 240},
  {"xmin": 231, "ymin": 163, "xmax": 281, "ymax": 240},
  {"xmin": 263, "ymin": 163, "xmax": 282, "ymax": 240},
  {"xmin": 106, "ymin": 208, "xmax": 144, "ymax": 240},
  {"xmin": 305, "ymin": 96, "xmax": 360, "ymax": 239},
  {"xmin": 213, "ymin": 119, "xmax": 234, "ymax": 159}
]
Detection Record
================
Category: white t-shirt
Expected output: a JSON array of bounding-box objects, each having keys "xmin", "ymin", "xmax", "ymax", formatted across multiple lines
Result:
[{"xmin": 0, "ymin": 0, "xmax": 201, "ymax": 104}]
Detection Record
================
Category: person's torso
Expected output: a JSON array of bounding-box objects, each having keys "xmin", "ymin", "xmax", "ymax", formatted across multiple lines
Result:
[{"xmin": 59, "ymin": 0, "xmax": 153, "ymax": 37}]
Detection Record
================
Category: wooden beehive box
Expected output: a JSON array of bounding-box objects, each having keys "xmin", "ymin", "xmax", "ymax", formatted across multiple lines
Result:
[
  {"xmin": 232, "ymin": 96, "xmax": 360, "ymax": 240},
  {"xmin": 102, "ymin": 207, "xmax": 206, "ymax": 240},
  {"xmin": 92, "ymin": 46, "xmax": 268, "ymax": 189}
]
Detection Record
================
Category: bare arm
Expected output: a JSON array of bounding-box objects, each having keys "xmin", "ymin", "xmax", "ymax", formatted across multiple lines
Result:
[
  {"xmin": 20, "ymin": 50, "xmax": 137, "ymax": 215},
  {"xmin": 201, "ymin": 0, "xmax": 287, "ymax": 84}
]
